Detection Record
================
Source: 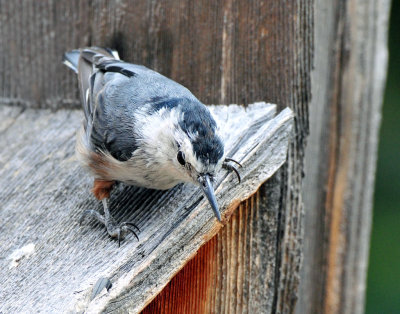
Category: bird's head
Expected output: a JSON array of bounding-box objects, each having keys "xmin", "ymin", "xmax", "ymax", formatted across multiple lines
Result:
[
  {"xmin": 138, "ymin": 97, "xmax": 225, "ymax": 220},
  {"xmin": 171, "ymin": 100, "xmax": 225, "ymax": 221}
]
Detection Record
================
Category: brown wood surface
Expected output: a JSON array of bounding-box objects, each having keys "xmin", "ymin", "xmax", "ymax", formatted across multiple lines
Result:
[
  {"xmin": 0, "ymin": 0, "xmax": 309, "ymax": 110},
  {"xmin": 142, "ymin": 183, "xmax": 281, "ymax": 314},
  {"xmin": 0, "ymin": 0, "xmax": 389, "ymax": 313}
]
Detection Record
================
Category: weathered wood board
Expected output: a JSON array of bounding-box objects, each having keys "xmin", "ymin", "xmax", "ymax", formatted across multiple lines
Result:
[
  {"xmin": 0, "ymin": 102, "xmax": 293, "ymax": 313},
  {"xmin": 297, "ymin": 0, "xmax": 390, "ymax": 313}
]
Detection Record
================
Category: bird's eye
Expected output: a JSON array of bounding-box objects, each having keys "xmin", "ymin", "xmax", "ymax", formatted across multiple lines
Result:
[{"xmin": 177, "ymin": 151, "xmax": 186, "ymax": 165}]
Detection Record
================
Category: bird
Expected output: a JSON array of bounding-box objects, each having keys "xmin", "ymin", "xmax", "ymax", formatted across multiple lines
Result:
[{"xmin": 63, "ymin": 47, "xmax": 241, "ymax": 245}]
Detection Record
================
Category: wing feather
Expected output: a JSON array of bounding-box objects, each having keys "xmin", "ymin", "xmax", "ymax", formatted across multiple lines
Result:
[{"xmin": 64, "ymin": 47, "xmax": 203, "ymax": 162}]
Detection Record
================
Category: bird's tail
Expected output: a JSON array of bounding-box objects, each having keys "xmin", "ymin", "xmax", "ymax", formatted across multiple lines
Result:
[
  {"xmin": 62, "ymin": 50, "xmax": 80, "ymax": 73},
  {"xmin": 63, "ymin": 47, "xmax": 121, "ymax": 124},
  {"xmin": 63, "ymin": 47, "xmax": 120, "ymax": 73}
]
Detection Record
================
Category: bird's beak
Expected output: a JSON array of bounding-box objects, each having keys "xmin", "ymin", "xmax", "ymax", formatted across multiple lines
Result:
[{"xmin": 199, "ymin": 174, "xmax": 221, "ymax": 221}]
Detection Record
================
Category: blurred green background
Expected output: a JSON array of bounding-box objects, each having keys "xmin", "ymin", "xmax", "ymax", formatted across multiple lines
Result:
[{"xmin": 366, "ymin": 1, "xmax": 400, "ymax": 313}]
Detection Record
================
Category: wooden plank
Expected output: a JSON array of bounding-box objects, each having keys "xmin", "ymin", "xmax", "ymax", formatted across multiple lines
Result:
[
  {"xmin": 0, "ymin": 103, "xmax": 293, "ymax": 313},
  {"xmin": 142, "ymin": 178, "xmax": 282, "ymax": 314},
  {"xmin": 0, "ymin": 0, "xmax": 312, "ymax": 111},
  {"xmin": 297, "ymin": 0, "xmax": 390, "ymax": 313},
  {"xmin": 0, "ymin": 0, "xmax": 91, "ymax": 108}
]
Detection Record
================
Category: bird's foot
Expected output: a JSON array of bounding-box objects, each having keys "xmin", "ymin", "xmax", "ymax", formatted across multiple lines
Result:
[
  {"xmin": 79, "ymin": 199, "xmax": 139, "ymax": 246},
  {"xmin": 223, "ymin": 157, "xmax": 242, "ymax": 183}
]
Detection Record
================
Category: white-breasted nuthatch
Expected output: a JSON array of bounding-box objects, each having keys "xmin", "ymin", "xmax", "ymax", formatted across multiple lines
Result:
[{"xmin": 63, "ymin": 47, "xmax": 241, "ymax": 244}]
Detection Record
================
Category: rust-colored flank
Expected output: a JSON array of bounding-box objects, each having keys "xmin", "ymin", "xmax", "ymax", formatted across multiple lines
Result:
[{"xmin": 91, "ymin": 179, "xmax": 115, "ymax": 200}]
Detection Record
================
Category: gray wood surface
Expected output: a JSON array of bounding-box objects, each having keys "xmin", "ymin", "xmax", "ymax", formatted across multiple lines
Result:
[{"xmin": 0, "ymin": 102, "xmax": 293, "ymax": 313}]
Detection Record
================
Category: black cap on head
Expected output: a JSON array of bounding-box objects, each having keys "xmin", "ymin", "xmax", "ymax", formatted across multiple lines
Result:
[{"xmin": 178, "ymin": 100, "xmax": 224, "ymax": 165}]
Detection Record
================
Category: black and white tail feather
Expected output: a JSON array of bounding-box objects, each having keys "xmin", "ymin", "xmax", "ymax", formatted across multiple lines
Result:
[
  {"xmin": 63, "ymin": 47, "xmax": 120, "ymax": 73},
  {"xmin": 63, "ymin": 48, "xmax": 121, "ymax": 123}
]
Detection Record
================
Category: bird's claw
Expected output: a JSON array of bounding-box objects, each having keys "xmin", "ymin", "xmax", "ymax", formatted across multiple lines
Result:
[
  {"xmin": 79, "ymin": 208, "xmax": 139, "ymax": 246},
  {"xmin": 224, "ymin": 157, "xmax": 242, "ymax": 168},
  {"xmin": 117, "ymin": 222, "xmax": 140, "ymax": 246},
  {"xmin": 223, "ymin": 157, "xmax": 242, "ymax": 183}
]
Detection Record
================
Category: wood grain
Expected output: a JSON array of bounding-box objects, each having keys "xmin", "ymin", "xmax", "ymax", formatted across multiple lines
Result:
[
  {"xmin": 298, "ymin": 0, "xmax": 390, "ymax": 313},
  {"xmin": 142, "ymin": 178, "xmax": 282, "ymax": 314},
  {"xmin": 0, "ymin": 103, "xmax": 293, "ymax": 313}
]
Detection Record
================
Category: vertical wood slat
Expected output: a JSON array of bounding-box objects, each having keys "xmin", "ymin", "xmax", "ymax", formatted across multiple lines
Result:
[
  {"xmin": 298, "ymin": 0, "xmax": 390, "ymax": 313},
  {"xmin": 0, "ymin": 0, "xmax": 92, "ymax": 108}
]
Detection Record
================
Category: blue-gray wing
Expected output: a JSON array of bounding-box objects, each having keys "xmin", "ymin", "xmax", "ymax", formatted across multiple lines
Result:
[{"xmin": 75, "ymin": 48, "xmax": 198, "ymax": 161}]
